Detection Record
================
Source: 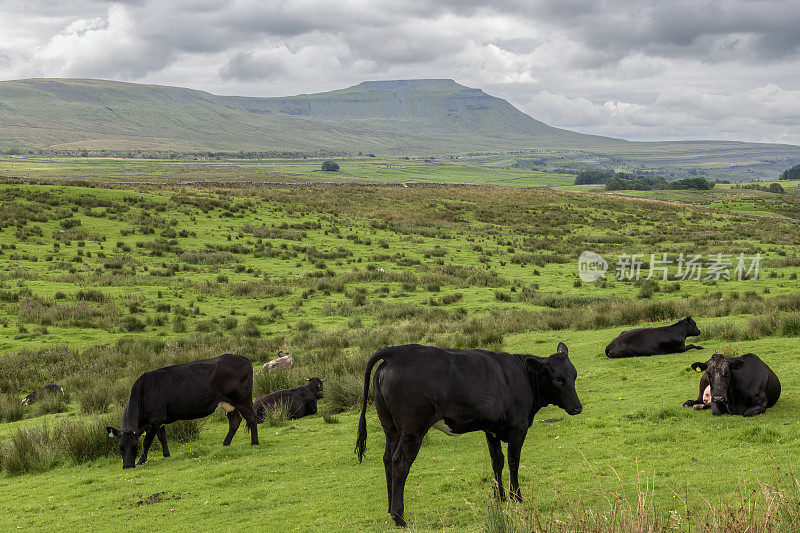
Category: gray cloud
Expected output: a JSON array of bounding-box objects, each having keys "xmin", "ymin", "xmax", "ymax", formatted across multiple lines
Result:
[{"xmin": 0, "ymin": 0, "xmax": 799, "ymax": 144}]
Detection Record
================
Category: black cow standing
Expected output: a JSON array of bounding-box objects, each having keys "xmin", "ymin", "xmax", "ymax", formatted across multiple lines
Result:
[
  {"xmin": 254, "ymin": 377, "xmax": 324, "ymax": 421},
  {"xmin": 107, "ymin": 354, "xmax": 259, "ymax": 469},
  {"xmin": 355, "ymin": 343, "xmax": 582, "ymax": 527},
  {"xmin": 605, "ymin": 316, "xmax": 703, "ymax": 358},
  {"xmin": 684, "ymin": 353, "xmax": 780, "ymax": 416}
]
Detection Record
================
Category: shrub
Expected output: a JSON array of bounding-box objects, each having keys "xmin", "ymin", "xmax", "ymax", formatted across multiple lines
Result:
[
  {"xmin": 53, "ymin": 417, "xmax": 118, "ymax": 464},
  {"xmin": 253, "ymin": 369, "xmax": 297, "ymax": 397},
  {"xmin": 30, "ymin": 393, "xmax": 69, "ymax": 417},
  {"xmin": 324, "ymin": 373, "xmax": 363, "ymax": 414},
  {"xmin": 76, "ymin": 383, "xmax": 116, "ymax": 414},
  {"xmin": 321, "ymin": 160, "xmax": 340, "ymax": 172},
  {"xmin": 120, "ymin": 316, "xmax": 145, "ymax": 332},
  {"xmin": 76, "ymin": 289, "xmax": 106, "ymax": 302},
  {"xmin": 0, "ymin": 425, "xmax": 58, "ymax": 475},
  {"xmin": 168, "ymin": 419, "xmax": 203, "ymax": 443},
  {"xmin": 0, "ymin": 394, "xmax": 25, "ymax": 422}
]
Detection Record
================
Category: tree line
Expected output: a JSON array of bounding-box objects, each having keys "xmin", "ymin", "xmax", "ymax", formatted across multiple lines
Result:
[{"xmin": 574, "ymin": 170, "xmax": 715, "ymax": 191}]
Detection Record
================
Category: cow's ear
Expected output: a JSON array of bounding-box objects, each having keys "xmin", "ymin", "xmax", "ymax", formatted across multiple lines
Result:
[
  {"xmin": 729, "ymin": 358, "xmax": 745, "ymax": 370},
  {"xmin": 106, "ymin": 427, "xmax": 119, "ymax": 438},
  {"xmin": 555, "ymin": 342, "xmax": 568, "ymax": 357},
  {"xmin": 691, "ymin": 362, "xmax": 707, "ymax": 372}
]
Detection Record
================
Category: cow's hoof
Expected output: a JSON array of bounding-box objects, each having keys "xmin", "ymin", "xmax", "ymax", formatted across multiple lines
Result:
[
  {"xmin": 136, "ymin": 460, "xmax": 147, "ymax": 465},
  {"xmin": 392, "ymin": 515, "xmax": 407, "ymax": 527},
  {"xmin": 692, "ymin": 404, "xmax": 704, "ymax": 410},
  {"xmin": 682, "ymin": 400, "xmax": 694, "ymax": 408},
  {"xmin": 163, "ymin": 453, "xmax": 171, "ymax": 458}
]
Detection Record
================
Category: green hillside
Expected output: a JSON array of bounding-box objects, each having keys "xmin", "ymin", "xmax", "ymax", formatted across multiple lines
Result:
[
  {"xmin": 0, "ymin": 78, "xmax": 612, "ymax": 154},
  {"xmin": 1, "ymin": 78, "xmax": 799, "ymax": 178}
]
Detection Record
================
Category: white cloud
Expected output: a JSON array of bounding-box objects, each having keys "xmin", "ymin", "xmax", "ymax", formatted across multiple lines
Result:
[{"xmin": 0, "ymin": 0, "xmax": 799, "ymax": 144}]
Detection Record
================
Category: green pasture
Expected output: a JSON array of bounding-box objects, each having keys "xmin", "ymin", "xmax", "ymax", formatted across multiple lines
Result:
[
  {"xmin": 2, "ymin": 180, "xmax": 800, "ymax": 530},
  {"xmin": 0, "ymin": 155, "xmax": 574, "ymax": 187}
]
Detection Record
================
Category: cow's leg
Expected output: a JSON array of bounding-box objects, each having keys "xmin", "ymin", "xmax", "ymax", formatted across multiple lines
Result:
[
  {"xmin": 742, "ymin": 395, "xmax": 768, "ymax": 417},
  {"xmin": 157, "ymin": 425, "xmax": 170, "ymax": 458},
  {"xmin": 238, "ymin": 403, "xmax": 260, "ymax": 446},
  {"xmin": 507, "ymin": 433, "xmax": 526, "ymax": 502},
  {"xmin": 228, "ymin": 402, "xmax": 259, "ymax": 445},
  {"xmin": 742, "ymin": 404, "xmax": 767, "ymax": 417},
  {"xmin": 223, "ymin": 410, "xmax": 242, "ymax": 446},
  {"xmin": 375, "ymin": 391, "xmax": 399, "ymax": 515},
  {"xmin": 390, "ymin": 433, "xmax": 424, "ymax": 527},
  {"xmin": 682, "ymin": 344, "xmax": 704, "ymax": 351},
  {"xmin": 137, "ymin": 430, "xmax": 156, "ymax": 465},
  {"xmin": 485, "ymin": 432, "xmax": 505, "ymax": 501}
]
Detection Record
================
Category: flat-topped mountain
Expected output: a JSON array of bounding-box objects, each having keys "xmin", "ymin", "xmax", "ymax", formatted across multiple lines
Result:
[
  {"xmin": 0, "ymin": 77, "xmax": 621, "ymax": 153},
  {"xmin": 0, "ymin": 78, "xmax": 798, "ymax": 179}
]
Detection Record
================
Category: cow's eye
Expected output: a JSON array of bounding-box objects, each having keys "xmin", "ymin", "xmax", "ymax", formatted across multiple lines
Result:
[{"xmin": 553, "ymin": 378, "xmax": 564, "ymax": 386}]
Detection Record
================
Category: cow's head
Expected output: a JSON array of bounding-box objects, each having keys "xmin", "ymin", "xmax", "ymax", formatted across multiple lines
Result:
[
  {"xmin": 691, "ymin": 354, "xmax": 744, "ymax": 409},
  {"xmin": 684, "ymin": 316, "xmax": 701, "ymax": 336},
  {"xmin": 306, "ymin": 377, "xmax": 324, "ymax": 399},
  {"xmin": 527, "ymin": 342, "xmax": 582, "ymax": 415},
  {"xmin": 106, "ymin": 426, "xmax": 147, "ymax": 469}
]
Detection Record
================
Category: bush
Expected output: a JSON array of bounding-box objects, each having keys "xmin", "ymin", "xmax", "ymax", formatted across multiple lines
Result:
[
  {"xmin": 121, "ymin": 316, "xmax": 145, "ymax": 332},
  {"xmin": 0, "ymin": 394, "xmax": 25, "ymax": 422},
  {"xmin": 30, "ymin": 393, "xmax": 69, "ymax": 417},
  {"xmin": 53, "ymin": 417, "xmax": 118, "ymax": 464},
  {"xmin": 168, "ymin": 419, "xmax": 203, "ymax": 443},
  {"xmin": 324, "ymin": 373, "xmax": 363, "ymax": 414},
  {"xmin": 260, "ymin": 403, "xmax": 289, "ymax": 427},
  {"xmin": 0, "ymin": 425, "xmax": 57, "ymax": 475},
  {"xmin": 321, "ymin": 160, "xmax": 340, "ymax": 172},
  {"xmin": 76, "ymin": 383, "xmax": 117, "ymax": 414},
  {"xmin": 253, "ymin": 369, "xmax": 297, "ymax": 396}
]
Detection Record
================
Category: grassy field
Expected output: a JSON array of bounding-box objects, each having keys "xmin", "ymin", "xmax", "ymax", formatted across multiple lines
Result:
[
  {"xmin": 2, "ymin": 178, "xmax": 800, "ymax": 531},
  {"xmin": 0, "ymin": 154, "xmax": 576, "ymax": 187}
]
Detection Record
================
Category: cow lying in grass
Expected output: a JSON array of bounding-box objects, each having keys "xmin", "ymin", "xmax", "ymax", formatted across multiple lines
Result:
[
  {"xmin": 21, "ymin": 384, "xmax": 64, "ymax": 406},
  {"xmin": 605, "ymin": 316, "xmax": 703, "ymax": 358},
  {"xmin": 254, "ymin": 378, "xmax": 324, "ymax": 421},
  {"xmin": 107, "ymin": 354, "xmax": 259, "ymax": 469},
  {"xmin": 683, "ymin": 353, "xmax": 780, "ymax": 416},
  {"xmin": 355, "ymin": 343, "xmax": 582, "ymax": 527}
]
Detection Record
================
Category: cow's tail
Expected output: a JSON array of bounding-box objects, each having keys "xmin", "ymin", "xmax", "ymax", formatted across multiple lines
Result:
[{"xmin": 355, "ymin": 348, "xmax": 391, "ymax": 463}]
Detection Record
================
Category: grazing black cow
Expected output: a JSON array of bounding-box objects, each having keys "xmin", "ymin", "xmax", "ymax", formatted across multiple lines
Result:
[
  {"xmin": 21, "ymin": 384, "xmax": 64, "ymax": 406},
  {"xmin": 355, "ymin": 343, "xmax": 582, "ymax": 527},
  {"xmin": 605, "ymin": 316, "xmax": 703, "ymax": 358},
  {"xmin": 254, "ymin": 377, "xmax": 324, "ymax": 421},
  {"xmin": 106, "ymin": 354, "xmax": 259, "ymax": 469},
  {"xmin": 684, "ymin": 353, "xmax": 780, "ymax": 416}
]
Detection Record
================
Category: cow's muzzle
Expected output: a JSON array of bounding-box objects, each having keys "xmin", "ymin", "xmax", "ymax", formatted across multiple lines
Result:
[{"xmin": 567, "ymin": 406, "xmax": 582, "ymax": 415}]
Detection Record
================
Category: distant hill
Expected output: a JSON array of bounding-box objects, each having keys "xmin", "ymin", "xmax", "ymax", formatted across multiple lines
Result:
[
  {"xmin": 0, "ymin": 78, "xmax": 619, "ymax": 153},
  {"xmin": 0, "ymin": 78, "xmax": 799, "ymax": 178}
]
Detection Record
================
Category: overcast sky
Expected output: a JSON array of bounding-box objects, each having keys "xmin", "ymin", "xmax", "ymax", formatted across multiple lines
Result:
[{"xmin": 2, "ymin": 0, "xmax": 799, "ymax": 144}]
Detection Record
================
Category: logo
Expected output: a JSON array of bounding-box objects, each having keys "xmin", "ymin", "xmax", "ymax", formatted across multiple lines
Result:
[{"xmin": 578, "ymin": 251, "xmax": 608, "ymax": 282}]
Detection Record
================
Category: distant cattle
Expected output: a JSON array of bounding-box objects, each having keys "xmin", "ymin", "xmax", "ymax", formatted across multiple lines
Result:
[
  {"xmin": 21, "ymin": 384, "xmax": 64, "ymax": 406},
  {"xmin": 355, "ymin": 343, "xmax": 582, "ymax": 527},
  {"xmin": 254, "ymin": 378, "xmax": 324, "ymax": 421},
  {"xmin": 260, "ymin": 351, "xmax": 294, "ymax": 373},
  {"xmin": 684, "ymin": 353, "xmax": 780, "ymax": 416},
  {"xmin": 107, "ymin": 354, "xmax": 259, "ymax": 469},
  {"xmin": 605, "ymin": 316, "xmax": 703, "ymax": 358}
]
